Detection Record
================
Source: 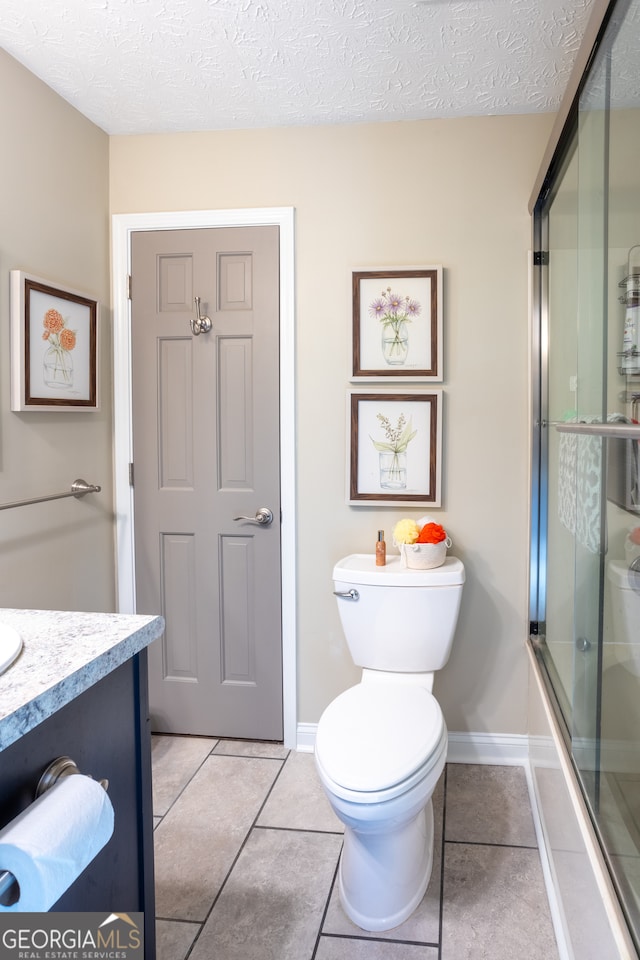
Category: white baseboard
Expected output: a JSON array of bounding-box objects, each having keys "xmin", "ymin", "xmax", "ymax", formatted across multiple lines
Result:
[
  {"xmin": 296, "ymin": 723, "xmax": 317, "ymax": 752},
  {"xmin": 296, "ymin": 723, "xmax": 529, "ymax": 764},
  {"xmin": 446, "ymin": 731, "xmax": 530, "ymax": 765}
]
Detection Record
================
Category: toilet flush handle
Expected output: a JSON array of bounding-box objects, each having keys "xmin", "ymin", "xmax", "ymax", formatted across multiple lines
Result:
[{"xmin": 333, "ymin": 589, "xmax": 359, "ymax": 601}]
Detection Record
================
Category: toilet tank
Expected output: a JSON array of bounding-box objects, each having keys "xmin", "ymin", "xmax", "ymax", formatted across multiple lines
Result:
[{"xmin": 333, "ymin": 554, "xmax": 465, "ymax": 673}]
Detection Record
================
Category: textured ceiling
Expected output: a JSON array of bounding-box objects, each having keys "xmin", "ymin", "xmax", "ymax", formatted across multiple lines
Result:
[{"xmin": 0, "ymin": 0, "xmax": 595, "ymax": 135}]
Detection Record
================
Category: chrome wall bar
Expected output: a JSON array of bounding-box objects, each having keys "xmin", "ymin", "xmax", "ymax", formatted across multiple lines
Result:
[
  {"xmin": 554, "ymin": 423, "xmax": 640, "ymax": 439},
  {"xmin": 0, "ymin": 479, "xmax": 101, "ymax": 512}
]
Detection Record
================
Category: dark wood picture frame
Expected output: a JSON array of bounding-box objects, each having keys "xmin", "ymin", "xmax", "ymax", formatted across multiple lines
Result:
[
  {"xmin": 348, "ymin": 390, "xmax": 442, "ymax": 506},
  {"xmin": 10, "ymin": 271, "xmax": 99, "ymax": 412},
  {"xmin": 352, "ymin": 267, "xmax": 442, "ymax": 380}
]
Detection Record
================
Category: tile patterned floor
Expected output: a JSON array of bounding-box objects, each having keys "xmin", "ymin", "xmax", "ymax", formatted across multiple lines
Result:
[{"xmin": 152, "ymin": 736, "xmax": 560, "ymax": 960}]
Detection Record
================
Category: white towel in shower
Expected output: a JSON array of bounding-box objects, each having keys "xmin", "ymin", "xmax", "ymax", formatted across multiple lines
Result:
[{"xmin": 557, "ymin": 414, "xmax": 629, "ymax": 554}]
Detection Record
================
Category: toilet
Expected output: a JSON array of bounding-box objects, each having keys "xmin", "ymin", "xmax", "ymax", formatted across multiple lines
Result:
[{"xmin": 314, "ymin": 552, "xmax": 465, "ymax": 932}]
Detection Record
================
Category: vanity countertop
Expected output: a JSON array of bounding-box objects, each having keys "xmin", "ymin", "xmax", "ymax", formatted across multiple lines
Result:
[{"xmin": 0, "ymin": 608, "xmax": 164, "ymax": 751}]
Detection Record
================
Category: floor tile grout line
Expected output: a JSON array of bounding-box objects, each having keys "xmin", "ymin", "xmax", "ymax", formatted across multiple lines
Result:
[
  {"xmin": 438, "ymin": 764, "xmax": 448, "ymax": 960},
  {"xmin": 181, "ymin": 752, "xmax": 291, "ymax": 960},
  {"xmin": 152, "ymin": 740, "xmax": 288, "ymax": 823},
  {"xmin": 212, "ymin": 745, "xmax": 290, "ymax": 761},
  {"xmin": 253, "ymin": 823, "xmax": 344, "ymax": 837},
  {"xmin": 251, "ymin": 750, "xmax": 292, "ymax": 823},
  {"xmin": 311, "ymin": 845, "xmax": 342, "ymax": 960},
  {"xmin": 212, "ymin": 753, "xmax": 291, "ymax": 761},
  {"xmin": 321, "ymin": 930, "xmax": 440, "ymax": 948},
  {"xmin": 151, "ymin": 736, "xmax": 220, "ymax": 821},
  {"xmin": 445, "ymin": 838, "xmax": 540, "ymax": 851}
]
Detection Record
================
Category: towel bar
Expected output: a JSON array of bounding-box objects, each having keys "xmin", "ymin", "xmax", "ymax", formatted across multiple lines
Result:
[
  {"xmin": 555, "ymin": 422, "xmax": 640, "ymax": 439},
  {"xmin": 0, "ymin": 479, "xmax": 101, "ymax": 512}
]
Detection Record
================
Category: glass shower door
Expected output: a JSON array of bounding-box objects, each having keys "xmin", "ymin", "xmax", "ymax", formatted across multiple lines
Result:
[
  {"xmin": 571, "ymin": 44, "xmax": 610, "ymax": 798},
  {"xmin": 534, "ymin": 0, "xmax": 640, "ymax": 944},
  {"xmin": 543, "ymin": 84, "xmax": 607, "ymax": 807}
]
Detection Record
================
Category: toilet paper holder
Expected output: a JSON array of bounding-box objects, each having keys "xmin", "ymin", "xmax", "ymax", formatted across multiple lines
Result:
[
  {"xmin": 0, "ymin": 756, "xmax": 109, "ymax": 907},
  {"xmin": 35, "ymin": 756, "xmax": 109, "ymax": 797}
]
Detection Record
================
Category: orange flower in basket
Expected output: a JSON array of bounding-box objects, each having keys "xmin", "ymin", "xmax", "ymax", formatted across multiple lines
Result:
[{"xmin": 416, "ymin": 522, "xmax": 447, "ymax": 544}]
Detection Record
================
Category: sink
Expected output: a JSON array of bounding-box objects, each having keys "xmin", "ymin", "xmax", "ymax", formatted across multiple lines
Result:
[{"xmin": 0, "ymin": 623, "xmax": 22, "ymax": 675}]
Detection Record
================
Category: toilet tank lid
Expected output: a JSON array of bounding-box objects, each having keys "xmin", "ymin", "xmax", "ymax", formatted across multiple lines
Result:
[{"xmin": 333, "ymin": 554, "xmax": 465, "ymax": 586}]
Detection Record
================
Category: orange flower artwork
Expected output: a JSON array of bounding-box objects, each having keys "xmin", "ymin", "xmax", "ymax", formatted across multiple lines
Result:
[
  {"xmin": 43, "ymin": 308, "xmax": 64, "ymax": 335},
  {"xmin": 42, "ymin": 306, "xmax": 77, "ymax": 388}
]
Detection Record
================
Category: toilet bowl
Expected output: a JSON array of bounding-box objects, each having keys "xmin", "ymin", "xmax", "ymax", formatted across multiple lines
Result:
[
  {"xmin": 315, "ymin": 553, "xmax": 465, "ymax": 932},
  {"xmin": 315, "ymin": 681, "xmax": 447, "ymax": 931}
]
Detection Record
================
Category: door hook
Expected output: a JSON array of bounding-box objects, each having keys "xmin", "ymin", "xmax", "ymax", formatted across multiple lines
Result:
[{"xmin": 191, "ymin": 297, "xmax": 212, "ymax": 336}]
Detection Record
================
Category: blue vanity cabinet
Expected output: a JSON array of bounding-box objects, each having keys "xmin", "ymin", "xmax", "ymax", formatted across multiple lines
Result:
[{"xmin": 0, "ymin": 611, "xmax": 163, "ymax": 960}]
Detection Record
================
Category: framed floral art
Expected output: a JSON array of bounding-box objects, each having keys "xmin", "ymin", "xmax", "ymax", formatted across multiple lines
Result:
[
  {"xmin": 352, "ymin": 267, "xmax": 443, "ymax": 381},
  {"xmin": 10, "ymin": 271, "xmax": 99, "ymax": 412},
  {"xmin": 347, "ymin": 390, "xmax": 442, "ymax": 506}
]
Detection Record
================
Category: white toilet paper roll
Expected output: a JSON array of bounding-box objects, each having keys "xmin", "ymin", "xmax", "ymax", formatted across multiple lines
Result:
[{"xmin": 0, "ymin": 774, "xmax": 114, "ymax": 912}]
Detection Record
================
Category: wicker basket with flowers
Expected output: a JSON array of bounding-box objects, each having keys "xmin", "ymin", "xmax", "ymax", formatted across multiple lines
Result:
[{"xmin": 393, "ymin": 516, "xmax": 452, "ymax": 569}]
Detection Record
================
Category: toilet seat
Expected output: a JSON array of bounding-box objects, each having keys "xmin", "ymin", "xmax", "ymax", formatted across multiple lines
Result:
[{"xmin": 315, "ymin": 682, "xmax": 446, "ymax": 804}]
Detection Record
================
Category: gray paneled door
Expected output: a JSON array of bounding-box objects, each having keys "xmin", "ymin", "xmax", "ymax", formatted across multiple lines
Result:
[{"xmin": 131, "ymin": 226, "xmax": 283, "ymax": 740}]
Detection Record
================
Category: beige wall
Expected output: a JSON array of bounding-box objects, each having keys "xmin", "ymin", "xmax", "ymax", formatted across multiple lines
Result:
[
  {"xmin": 111, "ymin": 113, "xmax": 554, "ymax": 732},
  {"xmin": 0, "ymin": 51, "xmax": 114, "ymax": 612},
  {"xmin": 0, "ymin": 45, "xmax": 556, "ymax": 736}
]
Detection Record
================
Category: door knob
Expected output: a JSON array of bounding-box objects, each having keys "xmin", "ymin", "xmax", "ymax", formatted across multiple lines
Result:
[{"xmin": 233, "ymin": 507, "xmax": 274, "ymax": 526}]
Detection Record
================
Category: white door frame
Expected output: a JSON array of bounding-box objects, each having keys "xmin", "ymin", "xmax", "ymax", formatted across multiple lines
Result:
[{"xmin": 111, "ymin": 207, "xmax": 297, "ymax": 748}]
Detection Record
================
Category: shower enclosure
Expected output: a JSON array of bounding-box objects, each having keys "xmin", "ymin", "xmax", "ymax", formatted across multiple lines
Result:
[{"xmin": 530, "ymin": 0, "xmax": 640, "ymax": 952}]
